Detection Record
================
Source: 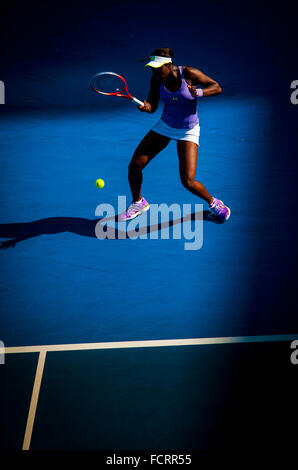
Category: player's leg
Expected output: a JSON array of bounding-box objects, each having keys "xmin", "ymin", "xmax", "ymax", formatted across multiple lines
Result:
[
  {"xmin": 129, "ymin": 130, "xmax": 170, "ymax": 201},
  {"xmin": 177, "ymin": 140, "xmax": 213, "ymax": 204},
  {"xmin": 120, "ymin": 131, "xmax": 170, "ymax": 221},
  {"xmin": 177, "ymin": 139, "xmax": 231, "ymax": 221}
]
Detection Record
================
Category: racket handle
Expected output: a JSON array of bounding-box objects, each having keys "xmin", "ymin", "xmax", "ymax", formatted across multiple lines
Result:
[{"xmin": 131, "ymin": 97, "xmax": 144, "ymax": 106}]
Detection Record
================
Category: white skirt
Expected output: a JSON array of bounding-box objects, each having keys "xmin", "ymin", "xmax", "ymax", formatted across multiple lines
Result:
[{"xmin": 152, "ymin": 119, "xmax": 200, "ymax": 145}]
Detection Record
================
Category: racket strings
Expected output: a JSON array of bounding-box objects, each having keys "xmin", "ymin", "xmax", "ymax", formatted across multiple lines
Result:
[{"xmin": 93, "ymin": 74, "xmax": 125, "ymax": 95}]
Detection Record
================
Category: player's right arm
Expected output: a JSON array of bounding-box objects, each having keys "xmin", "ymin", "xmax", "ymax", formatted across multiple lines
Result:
[{"xmin": 138, "ymin": 75, "xmax": 161, "ymax": 113}]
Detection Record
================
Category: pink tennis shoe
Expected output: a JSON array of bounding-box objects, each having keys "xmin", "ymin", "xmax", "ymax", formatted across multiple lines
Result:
[
  {"xmin": 209, "ymin": 197, "xmax": 231, "ymax": 222},
  {"xmin": 120, "ymin": 197, "xmax": 150, "ymax": 221}
]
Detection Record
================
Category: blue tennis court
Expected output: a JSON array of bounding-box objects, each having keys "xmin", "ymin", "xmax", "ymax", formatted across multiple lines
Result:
[{"xmin": 1, "ymin": 0, "xmax": 297, "ymax": 454}]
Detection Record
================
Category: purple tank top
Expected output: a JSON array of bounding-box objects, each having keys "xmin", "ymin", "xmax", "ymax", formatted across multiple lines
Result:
[{"xmin": 160, "ymin": 66, "xmax": 199, "ymax": 129}]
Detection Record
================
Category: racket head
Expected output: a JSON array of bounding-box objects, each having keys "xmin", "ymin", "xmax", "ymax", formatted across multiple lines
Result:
[{"xmin": 90, "ymin": 72, "xmax": 131, "ymax": 99}]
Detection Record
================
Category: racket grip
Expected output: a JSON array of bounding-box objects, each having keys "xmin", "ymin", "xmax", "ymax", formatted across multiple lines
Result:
[{"xmin": 131, "ymin": 97, "xmax": 144, "ymax": 106}]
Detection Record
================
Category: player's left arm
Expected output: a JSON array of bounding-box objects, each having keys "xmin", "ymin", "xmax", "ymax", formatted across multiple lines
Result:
[{"xmin": 184, "ymin": 67, "xmax": 222, "ymax": 97}]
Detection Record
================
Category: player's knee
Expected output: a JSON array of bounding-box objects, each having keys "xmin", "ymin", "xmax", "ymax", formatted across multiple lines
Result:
[
  {"xmin": 181, "ymin": 176, "xmax": 195, "ymax": 190},
  {"xmin": 129, "ymin": 158, "xmax": 144, "ymax": 174}
]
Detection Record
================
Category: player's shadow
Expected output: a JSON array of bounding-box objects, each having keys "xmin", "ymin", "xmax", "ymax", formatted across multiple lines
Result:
[{"xmin": 0, "ymin": 210, "xmax": 223, "ymax": 249}]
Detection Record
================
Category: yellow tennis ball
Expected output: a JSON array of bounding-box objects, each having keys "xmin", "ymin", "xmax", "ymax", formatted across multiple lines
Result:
[{"xmin": 95, "ymin": 178, "xmax": 105, "ymax": 189}]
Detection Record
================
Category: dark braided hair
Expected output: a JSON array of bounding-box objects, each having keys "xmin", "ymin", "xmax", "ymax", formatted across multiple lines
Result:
[{"xmin": 150, "ymin": 47, "xmax": 174, "ymax": 59}]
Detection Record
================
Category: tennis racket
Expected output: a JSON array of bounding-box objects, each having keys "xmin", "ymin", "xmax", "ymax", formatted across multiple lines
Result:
[{"xmin": 90, "ymin": 72, "xmax": 144, "ymax": 106}]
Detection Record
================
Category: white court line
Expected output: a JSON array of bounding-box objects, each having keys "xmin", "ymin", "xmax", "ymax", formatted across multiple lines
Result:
[
  {"xmin": 5, "ymin": 334, "xmax": 298, "ymax": 451},
  {"xmin": 5, "ymin": 333, "xmax": 298, "ymax": 355},
  {"xmin": 22, "ymin": 349, "xmax": 46, "ymax": 451}
]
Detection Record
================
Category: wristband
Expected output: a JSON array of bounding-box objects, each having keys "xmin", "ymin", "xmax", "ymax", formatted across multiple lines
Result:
[{"xmin": 196, "ymin": 88, "xmax": 204, "ymax": 97}]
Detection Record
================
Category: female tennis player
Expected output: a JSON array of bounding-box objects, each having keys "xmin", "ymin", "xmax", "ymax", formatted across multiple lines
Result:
[{"xmin": 120, "ymin": 47, "xmax": 230, "ymax": 222}]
